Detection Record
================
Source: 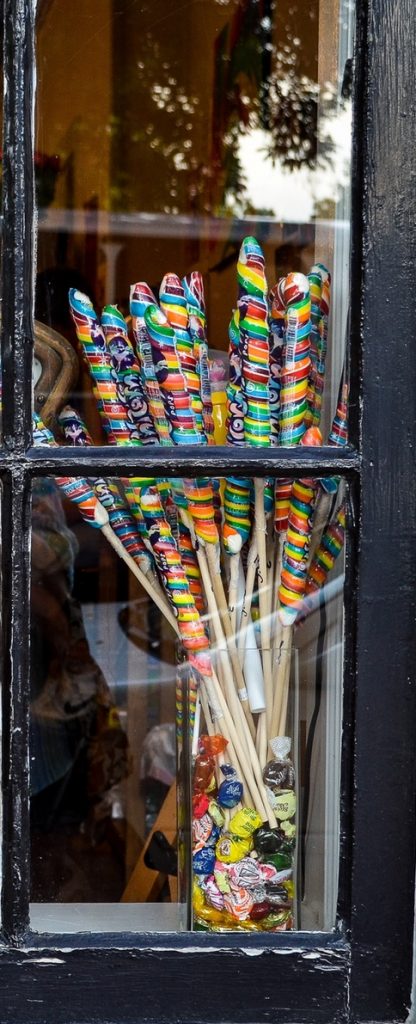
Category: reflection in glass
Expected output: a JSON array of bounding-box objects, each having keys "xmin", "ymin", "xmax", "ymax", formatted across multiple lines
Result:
[
  {"xmin": 35, "ymin": 0, "xmax": 354, "ymax": 435},
  {"xmin": 30, "ymin": 466, "xmax": 347, "ymax": 933}
]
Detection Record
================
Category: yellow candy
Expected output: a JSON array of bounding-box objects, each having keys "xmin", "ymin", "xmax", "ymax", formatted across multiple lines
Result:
[
  {"xmin": 274, "ymin": 790, "xmax": 296, "ymax": 821},
  {"xmin": 212, "ymin": 389, "xmax": 227, "ymax": 446},
  {"xmin": 215, "ymin": 833, "xmax": 252, "ymax": 863},
  {"xmin": 229, "ymin": 807, "xmax": 262, "ymax": 838}
]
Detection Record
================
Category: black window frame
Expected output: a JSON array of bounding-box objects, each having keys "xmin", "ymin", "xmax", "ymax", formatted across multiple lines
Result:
[{"xmin": 0, "ymin": 1, "xmax": 415, "ymax": 1021}]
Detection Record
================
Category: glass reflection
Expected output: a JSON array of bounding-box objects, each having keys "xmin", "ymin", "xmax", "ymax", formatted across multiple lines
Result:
[
  {"xmin": 30, "ymin": 468, "xmax": 346, "ymax": 933},
  {"xmin": 35, "ymin": 0, "xmax": 353, "ymax": 435}
]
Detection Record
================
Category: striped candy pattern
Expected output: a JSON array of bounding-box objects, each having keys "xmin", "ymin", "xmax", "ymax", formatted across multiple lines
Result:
[
  {"xmin": 140, "ymin": 487, "xmax": 211, "ymax": 676},
  {"xmin": 238, "ymin": 237, "xmax": 270, "ymax": 448},
  {"xmin": 306, "ymin": 502, "xmax": 346, "ymax": 593},
  {"xmin": 130, "ymin": 283, "xmax": 172, "ymax": 446},
  {"xmin": 69, "ymin": 289, "xmax": 129, "ymax": 445},
  {"xmin": 160, "ymin": 273, "xmax": 204, "ymax": 438},
  {"xmin": 33, "ymin": 412, "xmax": 103, "ymax": 528},
  {"xmin": 183, "ymin": 272, "xmax": 215, "ymax": 444},
  {"xmin": 102, "ymin": 303, "xmax": 158, "ymax": 446},
  {"xmin": 278, "ymin": 427, "xmax": 322, "ymax": 624}
]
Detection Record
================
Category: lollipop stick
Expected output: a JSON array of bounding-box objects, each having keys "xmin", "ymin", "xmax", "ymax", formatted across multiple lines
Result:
[
  {"xmin": 254, "ymin": 479, "xmax": 273, "ymax": 727},
  {"xmin": 196, "ymin": 544, "xmax": 256, "ymax": 742},
  {"xmin": 237, "ymin": 536, "xmax": 258, "ymax": 662},
  {"xmin": 101, "ymin": 522, "xmax": 178, "ymax": 634},
  {"xmin": 228, "ymin": 553, "xmax": 241, "ymax": 634},
  {"xmin": 270, "ymin": 624, "xmax": 293, "ymax": 741}
]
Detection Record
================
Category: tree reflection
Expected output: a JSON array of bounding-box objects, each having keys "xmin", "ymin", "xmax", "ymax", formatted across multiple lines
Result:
[{"xmin": 111, "ymin": 0, "xmax": 342, "ymax": 217}]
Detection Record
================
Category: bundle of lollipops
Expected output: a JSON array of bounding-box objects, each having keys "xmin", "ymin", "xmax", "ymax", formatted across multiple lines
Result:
[{"xmin": 33, "ymin": 236, "xmax": 348, "ymax": 932}]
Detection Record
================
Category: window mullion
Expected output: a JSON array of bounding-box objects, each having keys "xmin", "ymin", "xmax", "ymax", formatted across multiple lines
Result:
[
  {"xmin": 1, "ymin": 0, "xmax": 35, "ymax": 453},
  {"xmin": 1, "ymin": 470, "xmax": 31, "ymax": 939},
  {"xmin": 23, "ymin": 444, "xmax": 361, "ymax": 480}
]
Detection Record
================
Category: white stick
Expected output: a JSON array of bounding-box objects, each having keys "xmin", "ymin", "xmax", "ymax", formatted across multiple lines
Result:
[
  {"xmin": 254, "ymin": 479, "xmax": 273, "ymax": 736},
  {"xmin": 197, "ymin": 544, "xmax": 256, "ymax": 742},
  {"xmin": 227, "ymin": 553, "xmax": 241, "ymax": 635}
]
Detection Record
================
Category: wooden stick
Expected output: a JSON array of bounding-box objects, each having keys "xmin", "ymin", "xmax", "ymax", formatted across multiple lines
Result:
[
  {"xmin": 101, "ymin": 522, "xmax": 178, "ymax": 633},
  {"xmin": 199, "ymin": 686, "xmax": 231, "ymax": 827},
  {"xmin": 254, "ymin": 479, "xmax": 274, "ymax": 736},
  {"xmin": 227, "ymin": 553, "xmax": 241, "ymax": 635},
  {"xmin": 269, "ymin": 624, "xmax": 293, "ymax": 742},
  {"xmin": 202, "ymin": 671, "xmax": 269, "ymax": 820},
  {"xmin": 237, "ymin": 536, "xmax": 258, "ymax": 663},
  {"xmin": 197, "ymin": 536, "xmax": 256, "ymax": 738}
]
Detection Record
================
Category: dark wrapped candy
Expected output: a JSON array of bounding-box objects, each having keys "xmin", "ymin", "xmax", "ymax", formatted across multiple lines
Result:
[
  {"xmin": 253, "ymin": 825, "xmax": 286, "ymax": 855},
  {"xmin": 263, "ymin": 758, "xmax": 295, "ymax": 791},
  {"xmin": 193, "ymin": 847, "xmax": 216, "ymax": 875},
  {"xmin": 250, "ymin": 901, "xmax": 272, "ymax": 921},
  {"xmin": 266, "ymin": 851, "xmax": 292, "ymax": 872},
  {"xmin": 221, "ymin": 763, "xmax": 238, "ymax": 778},
  {"xmin": 264, "ymin": 882, "xmax": 290, "ymax": 906}
]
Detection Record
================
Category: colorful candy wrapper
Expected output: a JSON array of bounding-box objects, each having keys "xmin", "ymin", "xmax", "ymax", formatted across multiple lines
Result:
[{"xmin": 101, "ymin": 303, "xmax": 159, "ymax": 445}]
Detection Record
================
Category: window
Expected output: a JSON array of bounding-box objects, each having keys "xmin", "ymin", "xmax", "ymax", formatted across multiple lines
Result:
[{"xmin": 0, "ymin": 0, "xmax": 415, "ymax": 1021}]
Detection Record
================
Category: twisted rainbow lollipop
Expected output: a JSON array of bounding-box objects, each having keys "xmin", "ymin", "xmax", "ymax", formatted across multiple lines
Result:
[
  {"xmin": 182, "ymin": 272, "xmax": 215, "ymax": 444},
  {"xmin": 33, "ymin": 412, "xmax": 106, "ymax": 528},
  {"xmin": 101, "ymin": 304, "xmax": 158, "ymax": 445},
  {"xmin": 236, "ymin": 237, "xmax": 272, "ymax": 751},
  {"xmin": 321, "ymin": 376, "xmax": 349, "ymax": 495},
  {"xmin": 306, "ymin": 501, "xmax": 346, "ymax": 593},
  {"xmin": 129, "ymin": 282, "xmax": 172, "ymax": 445},
  {"xmin": 313, "ymin": 264, "xmax": 331, "ymax": 428},
  {"xmin": 178, "ymin": 520, "xmax": 205, "ymax": 614},
  {"xmin": 268, "ymin": 279, "xmax": 286, "ymax": 443},
  {"xmin": 69, "ymin": 289, "xmax": 156, "ymax": 526},
  {"xmin": 278, "ymin": 427, "xmax": 322, "ymax": 625},
  {"xmin": 270, "ymin": 426, "xmax": 322, "ymax": 740},
  {"xmin": 160, "ymin": 273, "xmax": 204, "ymax": 438},
  {"xmin": 144, "ymin": 303, "xmax": 199, "ymax": 444},
  {"xmin": 68, "ymin": 289, "xmax": 128, "ymax": 444},
  {"xmin": 273, "ymin": 273, "xmax": 311, "ymax": 546},
  {"xmin": 58, "ymin": 405, "xmax": 158, "ymax": 585}
]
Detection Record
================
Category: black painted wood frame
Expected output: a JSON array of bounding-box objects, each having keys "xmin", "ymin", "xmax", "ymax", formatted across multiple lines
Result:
[{"xmin": 0, "ymin": 1, "xmax": 415, "ymax": 1022}]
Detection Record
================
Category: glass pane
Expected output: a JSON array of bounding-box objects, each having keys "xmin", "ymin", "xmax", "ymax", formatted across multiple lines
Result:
[
  {"xmin": 34, "ymin": 0, "xmax": 354, "ymax": 442},
  {"xmin": 32, "ymin": 0, "xmax": 354, "ymax": 933},
  {"xmin": 30, "ymin": 465, "xmax": 347, "ymax": 933}
]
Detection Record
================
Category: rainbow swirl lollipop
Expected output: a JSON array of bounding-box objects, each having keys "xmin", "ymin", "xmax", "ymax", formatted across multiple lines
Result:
[
  {"xmin": 129, "ymin": 283, "xmax": 172, "ymax": 446},
  {"xmin": 33, "ymin": 413, "xmax": 106, "ymax": 529},
  {"xmin": 237, "ymin": 237, "xmax": 270, "ymax": 449},
  {"xmin": 306, "ymin": 501, "xmax": 346, "ymax": 593},
  {"xmin": 140, "ymin": 486, "xmax": 211, "ymax": 677},
  {"xmin": 178, "ymin": 520, "xmax": 205, "ymax": 614},
  {"xmin": 223, "ymin": 309, "xmax": 252, "ymax": 555},
  {"xmin": 268, "ymin": 280, "xmax": 286, "ymax": 443},
  {"xmin": 274, "ymin": 273, "xmax": 311, "ymax": 537},
  {"xmin": 279, "ymin": 273, "xmax": 311, "ymax": 445},
  {"xmin": 144, "ymin": 303, "xmax": 200, "ymax": 445},
  {"xmin": 226, "ymin": 309, "xmax": 244, "ymax": 447},
  {"xmin": 160, "ymin": 273, "xmax": 204, "ymax": 438},
  {"xmin": 58, "ymin": 405, "xmax": 155, "ymax": 579},
  {"xmin": 278, "ymin": 426, "xmax": 322, "ymax": 625},
  {"xmin": 305, "ymin": 263, "xmax": 331, "ymax": 428},
  {"xmin": 102, "ymin": 304, "xmax": 158, "ymax": 446},
  {"xmin": 321, "ymin": 376, "xmax": 349, "ymax": 495},
  {"xmin": 182, "ymin": 272, "xmax": 214, "ymax": 444},
  {"xmin": 68, "ymin": 289, "xmax": 128, "ymax": 445}
]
